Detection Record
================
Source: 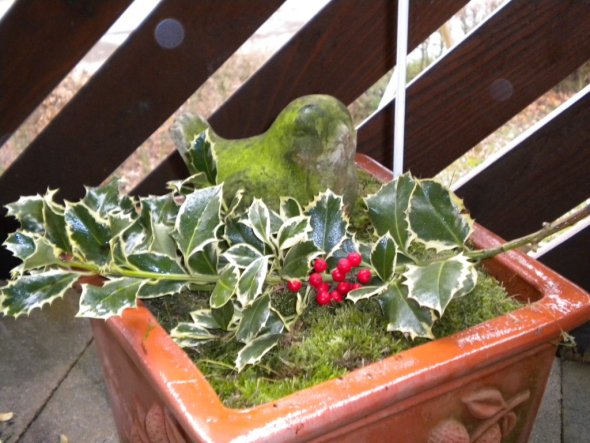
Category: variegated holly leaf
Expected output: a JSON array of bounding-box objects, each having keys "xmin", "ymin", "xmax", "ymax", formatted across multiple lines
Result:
[
  {"xmin": 237, "ymin": 256, "xmax": 268, "ymax": 306},
  {"xmin": 409, "ymin": 180, "xmax": 472, "ymax": 251},
  {"xmin": 170, "ymin": 322, "xmax": 217, "ymax": 347},
  {"xmin": 174, "ymin": 185, "xmax": 223, "ymax": 272},
  {"xmin": 190, "ymin": 309, "xmax": 220, "ymax": 329},
  {"xmin": 190, "ymin": 131, "xmax": 217, "ymax": 184},
  {"xmin": 167, "ymin": 173, "xmax": 212, "ymax": 195},
  {"xmin": 82, "ymin": 180, "xmax": 134, "ymax": 217},
  {"xmin": 280, "ymin": 196, "xmax": 302, "ymax": 218},
  {"xmin": 5, "ymin": 194, "xmax": 45, "ymax": 233},
  {"xmin": 280, "ymin": 240, "xmax": 321, "ymax": 279},
  {"xmin": 277, "ymin": 215, "xmax": 311, "ymax": 251},
  {"xmin": 138, "ymin": 280, "xmax": 185, "ymax": 299},
  {"xmin": 78, "ymin": 278, "xmax": 140, "ymax": 319},
  {"xmin": 126, "ymin": 252, "xmax": 187, "ymax": 298},
  {"xmin": 212, "ymin": 301, "xmax": 234, "ymax": 331},
  {"xmin": 0, "ymin": 270, "xmax": 79, "ymax": 317},
  {"xmin": 210, "ymin": 265, "xmax": 239, "ymax": 308},
  {"xmin": 140, "ymin": 194, "xmax": 179, "ymax": 226},
  {"xmin": 245, "ymin": 199, "xmax": 272, "ymax": 245},
  {"xmin": 223, "ymin": 244, "xmax": 262, "ymax": 268},
  {"xmin": 236, "ymin": 332, "xmax": 282, "ymax": 372},
  {"xmin": 188, "ymin": 243, "xmax": 219, "ymax": 276},
  {"xmin": 404, "ymin": 255, "xmax": 475, "ymax": 315},
  {"xmin": 64, "ymin": 202, "xmax": 111, "ymax": 265},
  {"xmin": 378, "ymin": 282, "xmax": 435, "ymax": 339},
  {"xmin": 42, "ymin": 191, "xmax": 71, "ymax": 253},
  {"xmin": 236, "ymin": 293, "xmax": 271, "ymax": 343},
  {"xmin": 371, "ymin": 233, "xmax": 398, "ymax": 282},
  {"xmin": 4, "ymin": 232, "xmax": 57, "ymax": 272},
  {"xmin": 365, "ymin": 174, "xmax": 416, "ymax": 251},
  {"xmin": 127, "ymin": 252, "xmax": 185, "ymax": 275},
  {"xmin": 224, "ymin": 217, "xmax": 265, "ymax": 252},
  {"xmin": 306, "ymin": 190, "xmax": 348, "ymax": 256},
  {"xmin": 326, "ymin": 237, "xmax": 360, "ymax": 270},
  {"xmin": 347, "ymin": 285, "xmax": 386, "ymax": 303}
]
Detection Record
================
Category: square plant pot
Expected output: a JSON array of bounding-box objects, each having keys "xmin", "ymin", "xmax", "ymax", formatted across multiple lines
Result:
[{"xmin": 91, "ymin": 154, "xmax": 590, "ymax": 442}]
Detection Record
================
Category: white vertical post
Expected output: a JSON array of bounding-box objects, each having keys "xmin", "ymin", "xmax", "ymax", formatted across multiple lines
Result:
[{"xmin": 393, "ymin": 0, "xmax": 409, "ymax": 177}]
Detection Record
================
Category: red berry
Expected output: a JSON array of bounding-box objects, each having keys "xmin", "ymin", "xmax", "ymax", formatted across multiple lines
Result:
[
  {"xmin": 347, "ymin": 252, "xmax": 362, "ymax": 267},
  {"xmin": 337, "ymin": 281, "xmax": 351, "ymax": 295},
  {"xmin": 313, "ymin": 258, "xmax": 328, "ymax": 273},
  {"xmin": 331, "ymin": 268, "xmax": 345, "ymax": 282},
  {"xmin": 357, "ymin": 269, "xmax": 372, "ymax": 284},
  {"xmin": 320, "ymin": 282, "xmax": 331, "ymax": 293},
  {"xmin": 337, "ymin": 258, "xmax": 352, "ymax": 274},
  {"xmin": 330, "ymin": 291, "xmax": 344, "ymax": 302},
  {"xmin": 287, "ymin": 279, "xmax": 302, "ymax": 292},
  {"xmin": 309, "ymin": 272, "xmax": 323, "ymax": 288},
  {"xmin": 351, "ymin": 282, "xmax": 363, "ymax": 291},
  {"xmin": 316, "ymin": 291, "xmax": 331, "ymax": 306}
]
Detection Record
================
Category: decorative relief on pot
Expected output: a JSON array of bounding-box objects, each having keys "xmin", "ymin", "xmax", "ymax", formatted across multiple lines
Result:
[
  {"xmin": 427, "ymin": 387, "xmax": 530, "ymax": 443},
  {"xmin": 129, "ymin": 400, "xmax": 186, "ymax": 443}
]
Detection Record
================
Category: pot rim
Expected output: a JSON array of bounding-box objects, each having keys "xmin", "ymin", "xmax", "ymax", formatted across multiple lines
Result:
[{"xmin": 97, "ymin": 153, "xmax": 590, "ymax": 442}]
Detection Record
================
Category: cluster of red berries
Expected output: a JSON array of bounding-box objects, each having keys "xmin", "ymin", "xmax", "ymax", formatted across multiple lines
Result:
[{"xmin": 286, "ymin": 252, "xmax": 372, "ymax": 306}]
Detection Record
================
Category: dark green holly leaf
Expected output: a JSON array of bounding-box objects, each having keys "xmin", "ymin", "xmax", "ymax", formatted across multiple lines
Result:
[
  {"xmin": 237, "ymin": 256, "xmax": 268, "ymax": 307},
  {"xmin": 371, "ymin": 233, "xmax": 397, "ymax": 282},
  {"xmin": 236, "ymin": 293, "xmax": 271, "ymax": 343},
  {"xmin": 210, "ymin": 265, "xmax": 239, "ymax": 309},
  {"xmin": 365, "ymin": 174, "xmax": 416, "ymax": 251},
  {"xmin": 236, "ymin": 332, "xmax": 282, "ymax": 372},
  {"xmin": 306, "ymin": 190, "xmax": 348, "ymax": 256},
  {"xmin": 65, "ymin": 202, "xmax": 111, "ymax": 265},
  {"xmin": 404, "ymin": 255, "xmax": 474, "ymax": 314},
  {"xmin": 0, "ymin": 270, "xmax": 78, "ymax": 317},
  {"xmin": 409, "ymin": 180, "xmax": 472, "ymax": 251},
  {"xmin": 78, "ymin": 278, "xmax": 140, "ymax": 319},
  {"xmin": 4, "ymin": 232, "xmax": 36, "ymax": 262},
  {"xmin": 5, "ymin": 195, "xmax": 45, "ymax": 233},
  {"xmin": 378, "ymin": 281, "xmax": 435, "ymax": 339},
  {"xmin": 280, "ymin": 240, "xmax": 321, "ymax": 279}
]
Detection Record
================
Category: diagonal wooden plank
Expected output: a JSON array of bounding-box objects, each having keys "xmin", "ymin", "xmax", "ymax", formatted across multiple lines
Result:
[
  {"xmin": 0, "ymin": 0, "xmax": 131, "ymax": 144},
  {"xmin": 357, "ymin": 0, "xmax": 590, "ymax": 175},
  {"xmin": 455, "ymin": 86, "xmax": 590, "ymax": 239},
  {"xmin": 135, "ymin": 0, "xmax": 467, "ymax": 195},
  {"xmin": 538, "ymin": 226, "xmax": 590, "ymax": 292},
  {"xmin": 0, "ymin": 0, "xmax": 284, "ymax": 276}
]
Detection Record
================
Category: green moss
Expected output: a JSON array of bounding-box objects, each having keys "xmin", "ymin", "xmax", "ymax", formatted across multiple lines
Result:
[{"xmin": 145, "ymin": 271, "xmax": 520, "ymax": 409}]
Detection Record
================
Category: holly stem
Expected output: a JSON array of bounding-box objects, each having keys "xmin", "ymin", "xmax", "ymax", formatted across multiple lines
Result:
[{"xmin": 466, "ymin": 203, "xmax": 590, "ymax": 261}]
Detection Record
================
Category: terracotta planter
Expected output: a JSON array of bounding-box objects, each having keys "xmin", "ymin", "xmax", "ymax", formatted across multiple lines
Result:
[{"xmin": 91, "ymin": 154, "xmax": 590, "ymax": 442}]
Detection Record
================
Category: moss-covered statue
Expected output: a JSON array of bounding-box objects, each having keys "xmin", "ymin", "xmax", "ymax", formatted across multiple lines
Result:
[{"xmin": 170, "ymin": 95, "xmax": 358, "ymax": 209}]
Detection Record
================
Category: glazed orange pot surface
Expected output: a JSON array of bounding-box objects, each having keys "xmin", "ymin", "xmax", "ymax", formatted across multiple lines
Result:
[{"xmin": 91, "ymin": 154, "xmax": 590, "ymax": 442}]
